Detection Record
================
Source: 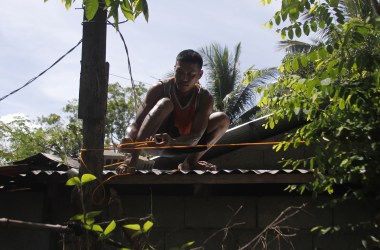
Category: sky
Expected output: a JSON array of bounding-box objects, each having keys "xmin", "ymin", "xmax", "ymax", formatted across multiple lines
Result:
[{"xmin": 0, "ymin": 0, "xmax": 284, "ymax": 121}]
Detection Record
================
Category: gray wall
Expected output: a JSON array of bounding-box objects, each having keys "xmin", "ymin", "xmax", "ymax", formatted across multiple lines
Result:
[{"xmin": 0, "ymin": 186, "xmax": 374, "ymax": 250}]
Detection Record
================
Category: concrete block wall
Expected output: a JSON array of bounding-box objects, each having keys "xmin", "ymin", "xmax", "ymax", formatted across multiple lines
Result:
[
  {"xmin": 0, "ymin": 188, "xmax": 372, "ymax": 249},
  {"xmin": 0, "ymin": 191, "xmax": 50, "ymax": 250},
  {"xmin": 118, "ymin": 193, "xmax": 369, "ymax": 250}
]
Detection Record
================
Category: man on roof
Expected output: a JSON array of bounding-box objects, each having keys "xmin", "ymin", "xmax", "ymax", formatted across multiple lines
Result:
[{"xmin": 117, "ymin": 49, "xmax": 230, "ymax": 173}]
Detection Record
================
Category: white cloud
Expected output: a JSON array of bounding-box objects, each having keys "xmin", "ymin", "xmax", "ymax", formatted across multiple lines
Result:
[{"xmin": 0, "ymin": 113, "xmax": 29, "ymax": 123}]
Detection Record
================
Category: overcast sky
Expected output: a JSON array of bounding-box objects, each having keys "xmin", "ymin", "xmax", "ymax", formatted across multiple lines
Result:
[{"xmin": 0, "ymin": 0, "xmax": 284, "ymax": 121}]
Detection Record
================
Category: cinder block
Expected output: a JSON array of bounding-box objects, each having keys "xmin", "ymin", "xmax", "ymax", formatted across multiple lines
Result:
[
  {"xmin": 313, "ymin": 231, "xmax": 367, "ymax": 250},
  {"xmin": 120, "ymin": 195, "xmax": 152, "ymax": 218},
  {"xmin": 0, "ymin": 191, "xmax": 44, "ymax": 220},
  {"xmin": 333, "ymin": 198, "xmax": 376, "ymax": 226},
  {"xmin": 165, "ymin": 228, "xmax": 240, "ymax": 250},
  {"xmin": 237, "ymin": 228, "xmax": 313, "ymax": 250},
  {"xmin": 120, "ymin": 195, "xmax": 185, "ymax": 229},
  {"xmin": 185, "ymin": 196, "xmax": 256, "ymax": 229},
  {"xmin": 257, "ymin": 196, "xmax": 332, "ymax": 230},
  {"xmin": 151, "ymin": 196, "xmax": 185, "ymax": 228},
  {"xmin": 0, "ymin": 191, "xmax": 50, "ymax": 250}
]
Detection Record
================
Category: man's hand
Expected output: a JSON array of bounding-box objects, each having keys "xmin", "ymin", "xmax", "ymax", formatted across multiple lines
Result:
[{"xmin": 153, "ymin": 133, "xmax": 174, "ymax": 147}]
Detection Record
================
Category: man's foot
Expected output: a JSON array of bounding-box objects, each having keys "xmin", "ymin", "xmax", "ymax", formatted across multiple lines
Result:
[
  {"xmin": 178, "ymin": 161, "xmax": 217, "ymax": 171},
  {"xmin": 116, "ymin": 153, "xmax": 136, "ymax": 174}
]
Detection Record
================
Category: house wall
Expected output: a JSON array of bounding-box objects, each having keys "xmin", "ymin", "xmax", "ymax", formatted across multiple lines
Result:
[
  {"xmin": 1, "ymin": 184, "xmax": 372, "ymax": 250},
  {"xmin": 116, "ymin": 189, "xmax": 373, "ymax": 250}
]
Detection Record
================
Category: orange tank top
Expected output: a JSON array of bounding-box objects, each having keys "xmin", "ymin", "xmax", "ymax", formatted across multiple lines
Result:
[{"xmin": 165, "ymin": 78, "xmax": 200, "ymax": 135}]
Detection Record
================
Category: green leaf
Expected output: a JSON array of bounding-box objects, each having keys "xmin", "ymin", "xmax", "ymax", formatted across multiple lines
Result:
[
  {"xmin": 311, "ymin": 21, "xmax": 318, "ymax": 32},
  {"xmin": 86, "ymin": 211, "xmax": 102, "ymax": 219},
  {"xmin": 131, "ymin": 230, "xmax": 143, "ymax": 238},
  {"xmin": 70, "ymin": 213, "xmax": 84, "ymax": 221},
  {"xmin": 309, "ymin": 4, "xmax": 317, "ymax": 14},
  {"xmin": 121, "ymin": 0, "xmax": 134, "ymax": 21},
  {"xmin": 104, "ymin": 220, "xmax": 116, "ymax": 235},
  {"xmin": 288, "ymin": 29, "xmax": 294, "ymax": 39},
  {"xmin": 292, "ymin": 58, "xmax": 299, "ymax": 71},
  {"xmin": 123, "ymin": 224, "xmax": 141, "ymax": 231},
  {"xmin": 91, "ymin": 224, "xmax": 103, "ymax": 233},
  {"xmin": 301, "ymin": 55, "xmax": 308, "ymax": 67},
  {"xmin": 326, "ymin": 45, "xmax": 334, "ymax": 54},
  {"xmin": 318, "ymin": 20, "xmax": 325, "ymax": 28},
  {"xmin": 81, "ymin": 173, "xmax": 97, "ymax": 184},
  {"xmin": 285, "ymin": 60, "xmax": 291, "ymax": 72},
  {"xmin": 143, "ymin": 220, "xmax": 153, "ymax": 232},
  {"xmin": 338, "ymin": 98, "xmax": 345, "ymax": 110},
  {"xmin": 181, "ymin": 241, "xmax": 195, "ymax": 249},
  {"xmin": 295, "ymin": 26, "xmax": 302, "ymax": 38},
  {"xmin": 85, "ymin": 0, "xmax": 99, "ymax": 21},
  {"xmin": 141, "ymin": 0, "xmax": 149, "ymax": 22},
  {"xmin": 66, "ymin": 176, "xmax": 80, "ymax": 186},
  {"xmin": 133, "ymin": 0, "xmax": 143, "ymax": 18},
  {"xmin": 318, "ymin": 47, "xmax": 327, "ymax": 59},
  {"xmin": 311, "ymin": 226, "xmax": 322, "ymax": 232},
  {"xmin": 329, "ymin": 0, "xmax": 339, "ymax": 8},
  {"xmin": 281, "ymin": 29, "xmax": 287, "ymax": 39},
  {"xmin": 275, "ymin": 12, "xmax": 281, "ymax": 25}
]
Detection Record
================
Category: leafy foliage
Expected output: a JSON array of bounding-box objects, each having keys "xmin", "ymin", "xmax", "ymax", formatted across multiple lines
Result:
[
  {"xmin": 105, "ymin": 82, "xmax": 146, "ymax": 146},
  {"xmin": 260, "ymin": 0, "xmax": 380, "ymax": 246},
  {"xmin": 47, "ymin": 0, "xmax": 149, "ymax": 28},
  {"xmin": 0, "ymin": 82, "xmax": 146, "ymax": 164},
  {"xmin": 0, "ymin": 113, "xmax": 82, "ymax": 164}
]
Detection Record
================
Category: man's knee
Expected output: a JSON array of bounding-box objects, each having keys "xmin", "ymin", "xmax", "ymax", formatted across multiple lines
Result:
[
  {"xmin": 153, "ymin": 98, "xmax": 174, "ymax": 116},
  {"xmin": 210, "ymin": 112, "xmax": 230, "ymax": 132}
]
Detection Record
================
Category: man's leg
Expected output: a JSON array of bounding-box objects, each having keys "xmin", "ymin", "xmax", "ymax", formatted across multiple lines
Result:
[
  {"xmin": 180, "ymin": 112, "xmax": 230, "ymax": 170},
  {"xmin": 117, "ymin": 98, "xmax": 173, "ymax": 173}
]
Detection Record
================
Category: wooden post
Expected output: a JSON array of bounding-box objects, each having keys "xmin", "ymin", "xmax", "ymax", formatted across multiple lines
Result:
[
  {"xmin": 78, "ymin": 6, "xmax": 108, "ymax": 182},
  {"xmin": 77, "ymin": 4, "xmax": 109, "ymax": 250}
]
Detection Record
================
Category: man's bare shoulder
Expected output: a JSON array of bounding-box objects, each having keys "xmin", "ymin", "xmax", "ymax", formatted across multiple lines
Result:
[
  {"xmin": 146, "ymin": 81, "xmax": 165, "ymax": 97},
  {"xmin": 199, "ymin": 87, "xmax": 213, "ymax": 101}
]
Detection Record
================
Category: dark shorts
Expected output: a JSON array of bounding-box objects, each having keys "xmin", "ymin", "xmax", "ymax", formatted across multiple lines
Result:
[{"xmin": 156, "ymin": 115, "xmax": 208, "ymax": 154}]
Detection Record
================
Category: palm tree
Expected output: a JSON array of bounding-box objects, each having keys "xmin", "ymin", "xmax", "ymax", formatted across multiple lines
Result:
[
  {"xmin": 199, "ymin": 43, "xmax": 241, "ymax": 113},
  {"xmin": 199, "ymin": 43, "xmax": 279, "ymax": 126}
]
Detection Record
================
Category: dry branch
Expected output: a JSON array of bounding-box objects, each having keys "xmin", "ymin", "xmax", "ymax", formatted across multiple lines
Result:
[{"xmin": 0, "ymin": 217, "xmax": 72, "ymax": 233}]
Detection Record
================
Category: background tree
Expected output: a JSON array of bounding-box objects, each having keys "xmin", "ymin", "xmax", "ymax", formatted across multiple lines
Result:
[
  {"xmin": 259, "ymin": 0, "xmax": 380, "ymax": 246},
  {"xmin": 0, "ymin": 82, "xmax": 146, "ymax": 164},
  {"xmin": 105, "ymin": 82, "xmax": 146, "ymax": 146}
]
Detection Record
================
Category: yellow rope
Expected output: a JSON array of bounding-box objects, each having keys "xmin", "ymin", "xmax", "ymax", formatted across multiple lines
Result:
[{"xmin": 81, "ymin": 140, "xmax": 305, "ymax": 152}]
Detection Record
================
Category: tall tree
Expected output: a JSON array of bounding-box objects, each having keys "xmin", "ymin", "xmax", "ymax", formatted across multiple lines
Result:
[{"xmin": 261, "ymin": 0, "xmax": 380, "ymax": 246}]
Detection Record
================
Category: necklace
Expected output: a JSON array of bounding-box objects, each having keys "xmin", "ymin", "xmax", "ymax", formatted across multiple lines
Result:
[{"xmin": 172, "ymin": 85, "xmax": 196, "ymax": 110}]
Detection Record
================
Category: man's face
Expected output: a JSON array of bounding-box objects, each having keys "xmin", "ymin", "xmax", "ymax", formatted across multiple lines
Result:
[{"xmin": 174, "ymin": 60, "xmax": 203, "ymax": 93}]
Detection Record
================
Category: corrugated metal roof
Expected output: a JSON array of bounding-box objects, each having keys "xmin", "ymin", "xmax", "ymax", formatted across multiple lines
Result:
[{"xmin": 0, "ymin": 167, "xmax": 312, "ymax": 186}]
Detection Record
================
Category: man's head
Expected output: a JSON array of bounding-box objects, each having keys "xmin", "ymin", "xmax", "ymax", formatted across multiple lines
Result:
[
  {"xmin": 176, "ymin": 49, "xmax": 203, "ymax": 69},
  {"xmin": 174, "ymin": 50, "xmax": 203, "ymax": 93}
]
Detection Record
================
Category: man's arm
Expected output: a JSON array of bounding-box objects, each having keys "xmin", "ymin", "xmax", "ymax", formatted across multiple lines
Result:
[{"xmin": 126, "ymin": 83, "xmax": 164, "ymax": 141}]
